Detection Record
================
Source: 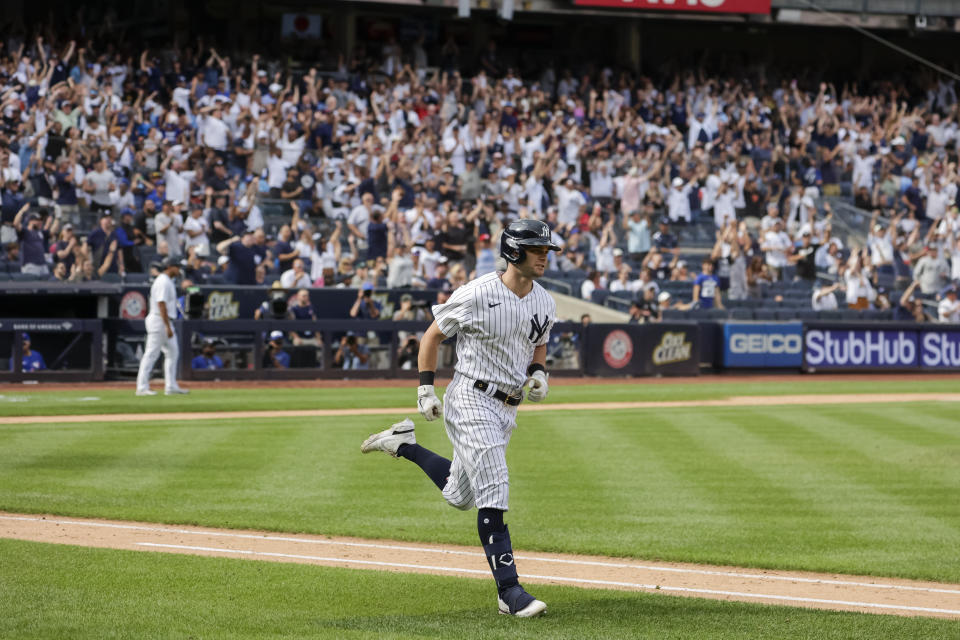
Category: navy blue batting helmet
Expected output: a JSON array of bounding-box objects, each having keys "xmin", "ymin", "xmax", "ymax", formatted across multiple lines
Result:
[{"xmin": 499, "ymin": 219, "xmax": 561, "ymax": 265}]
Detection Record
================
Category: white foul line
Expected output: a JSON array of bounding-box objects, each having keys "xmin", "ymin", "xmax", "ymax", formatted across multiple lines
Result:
[
  {"xmin": 135, "ymin": 542, "xmax": 960, "ymax": 617},
  {"xmin": 3, "ymin": 514, "xmax": 959, "ymax": 596}
]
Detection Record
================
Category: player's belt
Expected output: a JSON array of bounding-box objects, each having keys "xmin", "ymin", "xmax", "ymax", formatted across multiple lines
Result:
[{"xmin": 473, "ymin": 379, "xmax": 523, "ymax": 406}]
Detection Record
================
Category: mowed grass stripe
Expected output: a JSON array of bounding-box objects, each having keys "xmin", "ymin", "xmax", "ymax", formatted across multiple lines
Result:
[
  {"xmin": 516, "ymin": 410, "xmax": 739, "ymax": 558},
  {"xmin": 2, "ymin": 408, "xmax": 959, "ymax": 582},
  {"xmin": 738, "ymin": 407, "xmax": 960, "ymax": 581},
  {"xmin": 661, "ymin": 408, "xmax": 865, "ymax": 570},
  {"xmin": 3, "ymin": 538, "xmax": 959, "ymax": 640},
  {"xmin": 675, "ymin": 409, "xmax": 910, "ymax": 572},
  {"xmin": 0, "ymin": 421, "xmax": 246, "ymax": 518},
  {"xmin": 905, "ymin": 404, "xmax": 960, "ymax": 443},
  {"xmin": 0, "ymin": 424, "xmax": 96, "ymax": 472},
  {"xmin": 811, "ymin": 405, "xmax": 960, "ymax": 488},
  {"xmin": 771, "ymin": 407, "xmax": 960, "ymax": 527}
]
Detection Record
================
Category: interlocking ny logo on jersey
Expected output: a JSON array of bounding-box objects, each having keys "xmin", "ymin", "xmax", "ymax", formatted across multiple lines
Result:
[{"xmin": 528, "ymin": 313, "xmax": 549, "ymax": 343}]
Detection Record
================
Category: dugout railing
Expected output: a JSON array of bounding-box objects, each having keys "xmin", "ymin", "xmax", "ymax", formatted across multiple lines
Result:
[
  {"xmin": 0, "ymin": 318, "xmax": 105, "ymax": 382},
  {"xmin": 102, "ymin": 319, "xmax": 587, "ymax": 381}
]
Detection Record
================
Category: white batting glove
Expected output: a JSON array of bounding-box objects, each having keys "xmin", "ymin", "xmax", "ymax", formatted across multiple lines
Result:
[
  {"xmin": 417, "ymin": 385, "xmax": 443, "ymax": 421},
  {"xmin": 525, "ymin": 370, "xmax": 549, "ymax": 403}
]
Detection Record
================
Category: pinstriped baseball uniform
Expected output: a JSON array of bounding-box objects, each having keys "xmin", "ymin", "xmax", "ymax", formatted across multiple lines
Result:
[{"xmin": 432, "ymin": 271, "xmax": 555, "ymax": 511}]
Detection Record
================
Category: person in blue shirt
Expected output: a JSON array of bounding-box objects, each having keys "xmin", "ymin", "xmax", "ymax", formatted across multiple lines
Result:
[
  {"xmin": 217, "ymin": 231, "xmax": 258, "ymax": 285},
  {"xmin": 191, "ymin": 339, "xmax": 224, "ymax": 370},
  {"xmin": 693, "ymin": 259, "xmax": 724, "ymax": 310},
  {"xmin": 11, "ymin": 333, "xmax": 46, "ymax": 372},
  {"xmin": 263, "ymin": 330, "xmax": 290, "ymax": 368}
]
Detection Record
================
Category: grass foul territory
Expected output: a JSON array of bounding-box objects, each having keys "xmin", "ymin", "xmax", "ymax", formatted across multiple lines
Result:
[
  {"xmin": 1, "ymin": 388, "xmax": 958, "ymax": 584},
  {"xmin": 2, "ymin": 539, "xmax": 957, "ymax": 640}
]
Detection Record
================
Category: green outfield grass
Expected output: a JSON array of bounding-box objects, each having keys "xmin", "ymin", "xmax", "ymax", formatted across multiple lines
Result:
[
  {"xmin": 0, "ymin": 377, "xmax": 959, "ymax": 417},
  {"xmin": 2, "ymin": 539, "xmax": 956, "ymax": 640},
  {"xmin": 1, "ymin": 397, "xmax": 958, "ymax": 583}
]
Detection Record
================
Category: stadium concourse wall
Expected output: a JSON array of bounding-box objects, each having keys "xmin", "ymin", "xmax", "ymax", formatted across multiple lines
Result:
[{"xmin": 2, "ymin": 283, "xmax": 960, "ymax": 381}]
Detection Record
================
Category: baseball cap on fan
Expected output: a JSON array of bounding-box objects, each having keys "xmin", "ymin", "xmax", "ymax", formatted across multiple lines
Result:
[{"xmin": 269, "ymin": 330, "xmax": 284, "ymax": 341}]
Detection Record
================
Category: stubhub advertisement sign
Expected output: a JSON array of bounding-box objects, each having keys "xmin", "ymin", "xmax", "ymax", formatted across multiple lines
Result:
[
  {"xmin": 724, "ymin": 322, "xmax": 803, "ymax": 368},
  {"xmin": 804, "ymin": 327, "xmax": 960, "ymax": 370},
  {"xmin": 920, "ymin": 331, "xmax": 960, "ymax": 368}
]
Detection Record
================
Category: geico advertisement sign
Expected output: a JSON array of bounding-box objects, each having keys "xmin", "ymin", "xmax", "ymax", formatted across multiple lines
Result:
[
  {"xmin": 921, "ymin": 332, "xmax": 960, "ymax": 368},
  {"xmin": 730, "ymin": 333, "xmax": 802, "ymax": 354},
  {"xmin": 805, "ymin": 330, "xmax": 917, "ymax": 367}
]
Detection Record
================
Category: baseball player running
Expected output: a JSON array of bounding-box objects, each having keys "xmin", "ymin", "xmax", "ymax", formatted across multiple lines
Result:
[
  {"xmin": 136, "ymin": 257, "xmax": 189, "ymax": 396},
  {"xmin": 361, "ymin": 219, "xmax": 558, "ymax": 617}
]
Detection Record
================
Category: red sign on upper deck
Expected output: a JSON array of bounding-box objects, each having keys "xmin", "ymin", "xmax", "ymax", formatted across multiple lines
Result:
[{"xmin": 573, "ymin": 0, "xmax": 771, "ymax": 15}]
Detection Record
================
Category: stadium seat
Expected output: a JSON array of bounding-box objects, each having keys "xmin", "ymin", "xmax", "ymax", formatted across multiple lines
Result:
[
  {"xmin": 0, "ymin": 272, "xmax": 9, "ymax": 281},
  {"xmin": 591, "ymin": 290, "xmax": 610, "ymax": 305},
  {"xmin": 774, "ymin": 310, "xmax": 798, "ymax": 321},
  {"xmin": 730, "ymin": 308, "xmax": 753, "ymax": 320},
  {"xmin": 752, "ymin": 309, "xmax": 777, "ymax": 321},
  {"xmin": 125, "ymin": 272, "xmax": 150, "ymax": 284},
  {"xmin": 662, "ymin": 309, "xmax": 688, "ymax": 321},
  {"xmin": 818, "ymin": 311, "xmax": 842, "ymax": 320},
  {"xmin": 604, "ymin": 296, "xmax": 631, "ymax": 312},
  {"xmin": 797, "ymin": 310, "xmax": 819, "ymax": 321},
  {"xmin": 101, "ymin": 273, "xmax": 122, "ymax": 283}
]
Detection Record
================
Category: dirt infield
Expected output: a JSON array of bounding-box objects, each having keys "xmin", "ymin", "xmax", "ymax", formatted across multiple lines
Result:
[
  {"xmin": 2, "ymin": 392, "xmax": 959, "ymax": 425},
  {"xmin": 2, "ymin": 512, "xmax": 958, "ymax": 619}
]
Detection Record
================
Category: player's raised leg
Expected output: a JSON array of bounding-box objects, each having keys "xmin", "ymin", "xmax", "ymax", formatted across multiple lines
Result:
[{"xmin": 360, "ymin": 419, "xmax": 452, "ymax": 490}]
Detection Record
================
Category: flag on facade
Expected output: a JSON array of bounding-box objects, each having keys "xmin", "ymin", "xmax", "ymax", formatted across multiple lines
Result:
[{"xmin": 281, "ymin": 14, "xmax": 322, "ymax": 39}]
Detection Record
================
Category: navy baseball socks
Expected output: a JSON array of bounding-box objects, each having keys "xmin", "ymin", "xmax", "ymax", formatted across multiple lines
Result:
[
  {"xmin": 396, "ymin": 443, "xmax": 451, "ymax": 490},
  {"xmin": 478, "ymin": 508, "xmax": 547, "ymax": 617}
]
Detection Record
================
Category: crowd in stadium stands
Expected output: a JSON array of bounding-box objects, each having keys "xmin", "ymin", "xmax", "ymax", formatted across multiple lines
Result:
[{"xmin": 2, "ymin": 27, "xmax": 960, "ymax": 323}]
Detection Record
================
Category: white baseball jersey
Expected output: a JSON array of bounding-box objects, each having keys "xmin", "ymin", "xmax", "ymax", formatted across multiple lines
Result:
[
  {"xmin": 432, "ymin": 271, "xmax": 555, "ymax": 394},
  {"xmin": 148, "ymin": 273, "xmax": 177, "ymax": 319},
  {"xmin": 431, "ymin": 271, "xmax": 556, "ymax": 512},
  {"xmin": 137, "ymin": 272, "xmax": 180, "ymax": 393}
]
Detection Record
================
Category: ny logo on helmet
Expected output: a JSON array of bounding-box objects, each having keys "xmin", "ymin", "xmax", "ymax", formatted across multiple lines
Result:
[{"xmin": 528, "ymin": 313, "xmax": 549, "ymax": 343}]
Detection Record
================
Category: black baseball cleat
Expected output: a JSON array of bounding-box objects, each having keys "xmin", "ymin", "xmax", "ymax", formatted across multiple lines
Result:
[
  {"xmin": 360, "ymin": 418, "xmax": 416, "ymax": 458},
  {"xmin": 497, "ymin": 584, "xmax": 547, "ymax": 617}
]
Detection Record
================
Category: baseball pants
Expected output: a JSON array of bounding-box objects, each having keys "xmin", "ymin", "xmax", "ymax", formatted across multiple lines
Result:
[
  {"xmin": 441, "ymin": 374, "xmax": 518, "ymax": 512},
  {"xmin": 136, "ymin": 322, "xmax": 180, "ymax": 392}
]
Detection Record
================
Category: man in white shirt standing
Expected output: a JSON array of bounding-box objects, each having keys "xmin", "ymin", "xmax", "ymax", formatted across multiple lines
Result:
[
  {"xmin": 183, "ymin": 206, "xmax": 210, "ymax": 257},
  {"xmin": 201, "ymin": 106, "xmax": 230, "ymax": 153},
  {"xmin": 925, "ymin": 180, "xmax": 951, "ymax": 222},
  {"xmin": 163, "ymin": 159, "xmax": 196, "ymax": 206},
  {"xmin": 136, "ymin": 257, "xmax": 188, "ymax": 396},
  {"xmin": 761, "ymin": 219, "xmax": 792, "ymax": 276},
  {"xmin": 667, "ymin": 177, "xmax": 693, "ymax": 223}
]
